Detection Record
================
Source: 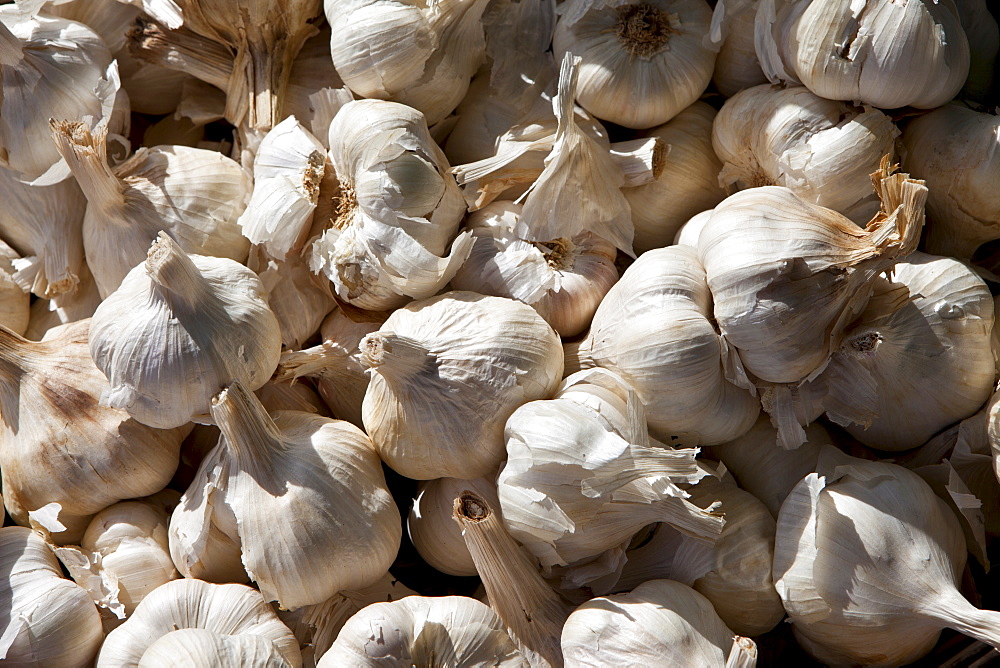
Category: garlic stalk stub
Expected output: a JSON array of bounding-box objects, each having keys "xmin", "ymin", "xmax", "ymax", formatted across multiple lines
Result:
[{"xmin": 89, "ymin": 232, "xmax": 281, "ymax": 430}]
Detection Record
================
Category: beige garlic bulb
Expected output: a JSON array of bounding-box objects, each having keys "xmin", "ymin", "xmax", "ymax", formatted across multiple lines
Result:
[
  {"xmin": 310, "ymin": 99, "xmax": 472, "ymax": 310},
  {"xmin": 756, "ymin": 0, "xmax": 969, "ymax": 109},
  {"xmin": 674, "ymin": 209, "xmax": 714, "ymax": 247},
  {"xmin": 698, "ymin": 161, "xmax": 926, "ymax": 387},
  {"xmin": 774, "ymin": 446, "xmax": 1000, "ymax": 666},
  {"xmin": 561, "ymin": 579, "xmax": 755, "ymax": 667},
  {"xmin": 361, "ymin": 291, "xmax": 563, "ymax": 480},
  {"xmin": 707, "ymin": 0, "xmax": 766, "ymax": 96},
  {"xmin": 451, "ymin": 201, "xmax": 618, "ymax": 337},
  {"xmin": 326, "ymin": 0, "xmax": 490, "ymax": 127},
  {"xmin": 137, "ymin": 629, "xmax": 293, "ymax": 668},
  {"xmin": 89, "ymin": 233, "xmax": 281, "ymax": 430},
  {"xmin": 0, "ymin": 320, "xmax": 186, "ymax": 544},
  {"xmin": 0, "ymin": 238, "xmax": 28, "ymax": 335},
  {"xmin": 553, "ymin": 0, "xmax": 715, "ymax": 129},
  {"xmin": 713, "ymin": 84, "xmax": 898, "ymax": 224},
  {"xmin": 51, "ymin": 121, "xmax": 251, "ymax": 298},
  {"xmin": 570, "ymin": 244, "xmax": 759, "ymax": 445},
  {"xmin": 97, "ymin": 579, "xmax": 302, "ymax": 667},
  {"xmin": 0, "ymin": 526, "xmax": 104, "ymax": 667},
  {"xmin": 623, "ymin": 101, "xmax": 726, "ymax": 254}
]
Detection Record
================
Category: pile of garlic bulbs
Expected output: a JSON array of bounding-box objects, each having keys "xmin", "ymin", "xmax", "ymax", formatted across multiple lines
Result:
[{"xmin": 5, "ymin": 0, "xmax": 1000, "ymax": 665}]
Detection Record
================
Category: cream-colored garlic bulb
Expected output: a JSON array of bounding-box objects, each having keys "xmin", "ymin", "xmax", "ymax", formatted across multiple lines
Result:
[
  {"xmin": 553, "ymin": 0, "xmax": 715, "ymax": 129},
  {"xmin": 138, "ymin": 628, "xmax": 293, "ymax": 668},
  {"xmin": 713, "ymin": 84, "xmax": 898, "ymax": 224},
  {"xmin": 309, "ymin": 99, "xmax": 472, "ymax": 310},
  {"xmin": 698, "ymin": 161, "xmax": 925, "ymax": 387},
  {"xmin": 0, "ymin": 320, "xmax": 186, "ymax": 544},
  {"xmin": 0, "ymin": 238, "xmax": 28, "ymax": 335},
  {"xmin": 901, "ymin": 104, "xmax": 1000, "ymax": 271},
  {"xmin": 89, "ymin": 233, "xmax": 281, "ymax": 430},
  {"xmin": 361, "ymin": 291, "xmax": 563, "ymax": 480},
  {"xmin": 707, "ymin": 0, "xmax": 766, "ymax": 96},
  {"xmin": 774, "ymin": 446, "xmax": 1000, "ymax": 666},
  {"xmin": 282, "ymin": 26, "xmax": 354, "ymax": 137},
  {"xmin": 498, "ymin": 368, "xmax": 723, "ymax": 576},
  {"xmin": 320, "ymin": 596, "xmax": 526, "ymax": 667},
  {"xmin": 451, "ymin": 201, "xmax": 618, "ymax": 337},
  {"xmin": 755, "ymin": 0, "xmax": 969, "ymax": 109},
  {"xmin": 97, "ymin": 578, "xmax": 302, "ymax": 667},
  {"xmin": 561, "ymin": 579, "xmax": 755, "ymax": 667},
  {"xmin": 623, "ymin": 101, "xmax": 726, "ymax": 254},
  {"xmin": 814, "ymin": 252, "xmax": 995, "ymax": 451},
  {"xmin": 674, "ymin": 209, "xmax": 714, "ymax": 247},
  {"xmin": 51, "ymin": 121, "xmax": 251, "ymax": 298},
  {"xmin": 326, "ymin": 0, "xmax": 490, "ymax": 127},
  {"xmin": 570, "ymin": 244, "xmax": 759, "ymax": 445},
  {"xmin": 0, "ymin": 526, "xmax": 104, "ymax": 667}
]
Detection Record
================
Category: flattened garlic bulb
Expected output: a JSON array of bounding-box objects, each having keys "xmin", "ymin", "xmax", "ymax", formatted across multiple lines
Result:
[
  {"xmin": 553, "ymin": 0, "xmax": 715, "ymax": 129},
  {"xmin": 712, "ymin": 84, "xmax": 898, "ymax": 224},
  {"xmin": 361, "ymin": 291, "xmax": 563, "ymax": 480},
  {"xmin": 89, "ymin": 233, "xmax": 282, "ymax": 430}
]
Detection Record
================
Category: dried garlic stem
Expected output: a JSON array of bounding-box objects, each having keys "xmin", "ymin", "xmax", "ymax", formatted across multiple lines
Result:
[
  {"xmin": 359, "ymin": 332, "xmax": 435, "ymax": 379},
  {"xmin": 127, "ymin": 17, "xmax": 233, "ymax": 91},
  {"xmin": 145, "ymin": 234, "xmax": 211, "ymax": 308},
  {"xmin": 49, "ymin": 122, "xmax": 123, "ymax": 217},
  {"xmin": 211, "ymin": 381, "xmax": 288, "ymax": 478}
]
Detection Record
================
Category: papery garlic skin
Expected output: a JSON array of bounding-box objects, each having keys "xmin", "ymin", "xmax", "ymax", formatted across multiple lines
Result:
[
  {"xmin": 708, "ymin": 0, "xmax": 766, "ymax": 96},
  {"xmin": 553, "ymin": 0, "xmax": 715, "ymax": 129},
  {"xmin": 0, "ymin": 239, "xmax": 29, "ymax": 335},
  {"xmin": 361, "ymin": 291, "xmax": 564, "ymax": 480},
  {"xmin": 248, "ymin": 246, "xmax": 335, "ymax": 351},
  {"xmin": 89, "ymin": 233, "xmax": 281, "ymax": 430},
  {"xmin": 138, "ymin": 628, "xmax": 292, "ymax": 668},
  {"xmin": 756, "ymin": 0, "xmax": 969, "ymax": 109}
]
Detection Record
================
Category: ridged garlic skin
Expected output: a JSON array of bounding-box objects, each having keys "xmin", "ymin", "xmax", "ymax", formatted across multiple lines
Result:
[
  {"xmin": 89, "ymin": 233, "xmax": 282, "ymax": 430},
  {"xmin": 320, "ymin": 596, "xmax": 526, "ymax": 667},
  {"xmin": 0, "ymin": 526, "xmax": 105, "ymax": 667},
  {"xmin": 137, "ymin": 629, "xmax": 292, "ymax": 668},
  {"xmin": 708, "ymin": 0, "xmax": 767, "ymax": 96},
  {"xmin": 756, "ymin": 0, "xmax": 969, "ymax": 109},
  {"xmin": 553, "ymin": 0, "xmax": 715, "ymax": 129},
  {"xmin": 0, "ymin": 240, "xmax": 29, "ymax": 335},
  {"xmin": 361, "ymin": 291, "xmax": 563, "ymax": 480},
  {"xmin": 572, "ymin": 245, "xmax": 759, "ymax": 445},
  {"xmin": 712, "ymin": 84, "xmax": 898, "ymax": 224}
]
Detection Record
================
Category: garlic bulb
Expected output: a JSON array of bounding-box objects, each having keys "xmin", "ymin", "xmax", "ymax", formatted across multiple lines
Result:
[
  {"xmin": 451, "ymin": 201, "xmax": 618, "ymax": 337},
  {"xmin": 755, "ymin": 0, "xmax": 969, "ymax": 109},
  {"xmin": 707, "ymin": 0, "xmax": 766, "ymax": 96},
  {"xmin": 96, "ymin": 578, "xmax": 302, "ymax": 667},
  {"xmin": 0, "ymin": 320, "xmax": 186, "ymax": 544},
  {"xmin": 89, "ymin": 232, "xmax": 281, "ymax": 430},
  {"xmin": 0, "ymin": 7, "xmax": 126, "ymax": 184},
  {"xmin": 309, "ymin": 99, "xmax": 472, "ymax": 310},
  {"xmin": 0, "ymin": 238, "xmax": 28, "ymax": 335},
  {"xmin": 0, "ymin": 526, "xmax": 104, "ymax": 667},
  {"xmin": 326, "ymin": 0, "xmax": 491, "ymax": 127},
  {"xmin": 248, "ymin": 246, "xmax": 336, "ymax": 350},
  {"xmin": 561, "ymin": 579, "xmax": 753, "ymax": 667},
  {"xmin": 673, "ymin": 209, "xmax": 714, "ymax": 247},
  {"xmin": 774, "ymin": 446, "xmax": 1000, "ymax": 666},
  {"xmin": 553, "ymin": 0, "xmax": 715, "ymax": 129},
  {"xmin": 51, "ymin": 121, "xmax": 251, "ymax": 298},
  {"xmin": 698, "ymin": 161, "xmax": 926, "ymax": 386},
  {"xmin": 138, "ymin": 628, "xmax": 293, "ymax": 668},
  {"xmin": 712, "ymin": 84, "xmax": 898, "ymax": 224},
  {"xmin": 622, "ymin": 101, "xmax": 726, "ymax": 254},
  {"xmin": 498, "ymin": 367, "xmax": 724, "ymax": 576},
  {"xmin": 814, "ymin": 252, "xmax": 995, "ymax": 451},
  {"xmin": 361, "ymin": 291, "xmax": 563, "ymax": 480},
  {"xmin": 320, "ymin": 596, "xmax": 526, "ymax": 667},
  {"xmin": 901, "ymin": 104, "xmax": 1000, "ymax": 271},
  {"xmin": 570, "ymin": 244, "xmax": 759, "ymax": 445}
]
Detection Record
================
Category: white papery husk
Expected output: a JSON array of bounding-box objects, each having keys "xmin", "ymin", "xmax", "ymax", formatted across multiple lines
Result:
[
  {"xmin": 451, "ymin": 200, "xmax": 619, "ymax": 337},
  {"xmin": 560, "ymin": 579, "xmax": 754, "ymax": 667},
  {"xmin": 552, "ymin": 0, "xmax": 715, "ymax": 129},
  {"xmin": 0, "ymin": 526, "xmax": 105, "ymax": 667},
  {"xmin": 569, "ymin": 244, "xmax": 759, "ymax": 445},
  {"xmin": 89, "ymin": 233, "xmax": 282, "ymax": 430},
  {"xmin": 23, "ymin": 261, "xmax": 101, "ymax": 340},
  {"xmin": 326, "ymin": 0, "xmax": 490, "ymax": 127},
  {"xmin": 51, "ymin": 121, "xmax": 251, "ymax": 298},
  {"xmin": 773, "ymin": 446, "xmax": 1000, "ymax": 666},
  {"xmin": 0, "ymin": 239, "xmax": 29, "ymax": 335},
  {"xmin": 361, "ymin": 291, "xmax": 564, "ymax": 480},
  {"xmin": 96, "ymin": 578, "xmax": 302, "ymax": 667},
  {"xmin": 706, "ymin": 0, "xmax": 766, "ymax": 96},
  {"xmin": 623, "ymin": 101, "xmax": 726, "ymax": 254},
  {"xmin": 755, "ymin": 0, "xmax": 969, "ymax": 109},
  {"xmin": 712, "ymin": 84, "xmax": 898, "ymax": 225},
  {"xmin": 673, "ymin": 209, "xmax": 714, "ymax": 247},
  {"xmin": 498, "ymin": 367, "xmax": 724, "ymax": 577},
  {"xmin": 309, "ymin": 99, "xmax": 473, "ymax": 310},
  {"xmin": 0, "ymin": 320, "xmax": 186, "ymax": 545},
  {"xmin": 813, "ymin": 252, "xmax": 995, "ymax": 451},
  {"xmin": 283, "ymin": 26, "xmax": 354, "ymax": 137},
  {"xmin": 0, "ymin": 6, "xmax": 128, "ymax": 185},
  {"xmin": 901, "ymin": 104, "xmax": 1000, "ymax": 272},
  {"xmin": 697, "ymin": 161, "xmax": 926, "ymax": 387},
  {"xmin": 137, "ymin": 628, "xmax": 292, "ymax": 668},
  {"xmin": 319, "ymin": 596, "xmax": 527, "ymax": 667}
]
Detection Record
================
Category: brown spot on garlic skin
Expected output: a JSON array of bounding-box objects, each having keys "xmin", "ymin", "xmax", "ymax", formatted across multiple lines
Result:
[
  {"xmin": 615, "ymin": 4, "xmax": 675, "ymax": 60},
  {"xmin": 456, "ymin": 491, "xmax": 490, "ymax": 522},
  {"xmin": 539, "ymin": 238, "xmax": 574, "ymax": 271},
  {"xmin": 303, "ymin": 151, "xmax": 325, "ymax": 203},
  {"xmin": 849, "ymin": 331, "xmax": 881, "ymax": 353}
]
